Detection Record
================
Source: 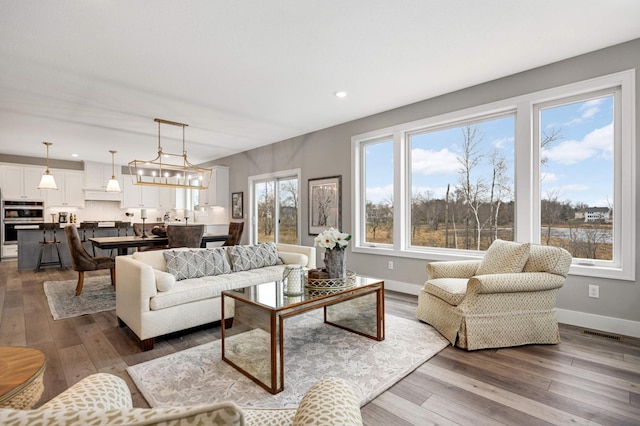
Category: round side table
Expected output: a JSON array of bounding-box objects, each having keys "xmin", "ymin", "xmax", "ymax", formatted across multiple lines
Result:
[{"xmin": 0, "ymin": 346, "xmax": 46, "ymax": 409}]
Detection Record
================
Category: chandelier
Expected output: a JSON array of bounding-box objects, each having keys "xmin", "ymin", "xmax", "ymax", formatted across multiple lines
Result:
[{"xmin": 128, "ymin": 118, "xmax": 212, "ymax": 190}]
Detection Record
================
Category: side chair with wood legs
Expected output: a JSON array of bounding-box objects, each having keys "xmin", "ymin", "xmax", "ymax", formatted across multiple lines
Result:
[{"xmin": 64, "ymin": 225, "xmax": 116, "ymax": 296}]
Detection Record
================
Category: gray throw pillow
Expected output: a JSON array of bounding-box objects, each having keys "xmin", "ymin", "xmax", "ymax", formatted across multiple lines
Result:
[
  {"xmin": 202, "ymin": 247, "xmax": 232, "ymax": 276},
  {"xmin": 228, "ymin": 242, "xmax": 279, "ymax": 272}
]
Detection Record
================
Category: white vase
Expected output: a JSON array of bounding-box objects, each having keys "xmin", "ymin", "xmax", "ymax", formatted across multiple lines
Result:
[{"xmin": 324, "ymin": 248, "xmax": 346, "ymax": 279}]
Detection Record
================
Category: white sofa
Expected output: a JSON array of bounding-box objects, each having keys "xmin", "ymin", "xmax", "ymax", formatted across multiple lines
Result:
[
  {"xmin": 115, "ymin": 243, "xmax": 316, "ymax": 350},
  {"xmin": 0, "ymin": 373, "xmax": 363, "ymax": 425}
]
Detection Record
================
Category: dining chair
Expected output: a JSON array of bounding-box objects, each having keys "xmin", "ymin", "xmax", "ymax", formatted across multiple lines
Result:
[
  {"xmin": 64, "ymin": 225, "xmax": 115, "ymax": 296},
  {"xmin": 79, "ymin": 221, "xmax": 99, "ymax": 256},
  {"xmin": 166, "ymin": 224, "xmax": 205, "ymax": 248},
  {"xmin": 222, "ymin": 221, "xmax": 244, "ymax": 246}
]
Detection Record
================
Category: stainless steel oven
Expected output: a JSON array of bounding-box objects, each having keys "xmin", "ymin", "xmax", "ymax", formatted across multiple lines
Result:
[{"xmin": 2, "ymin": 201, "xmax": 45, "ymax": 258}]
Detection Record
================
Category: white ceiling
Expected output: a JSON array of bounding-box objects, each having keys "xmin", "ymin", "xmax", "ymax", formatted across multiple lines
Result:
[{"xmin": 1, "ymin": 1, "xmax": 640, "ymax": 166}]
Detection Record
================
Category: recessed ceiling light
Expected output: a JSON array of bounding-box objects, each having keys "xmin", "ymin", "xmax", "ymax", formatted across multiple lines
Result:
[
  {"xmin": 71, "ymin": 153, "xmax": 79, "ymax": 157},
  {"xmin": 334, "ymin": 91, "xmax": 348, "ymax": 98}
]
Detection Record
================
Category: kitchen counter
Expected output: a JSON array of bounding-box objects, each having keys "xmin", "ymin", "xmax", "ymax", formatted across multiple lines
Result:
[{"xmin": 16, "ymin": 225, "xmax": 125, "ymax": 271}]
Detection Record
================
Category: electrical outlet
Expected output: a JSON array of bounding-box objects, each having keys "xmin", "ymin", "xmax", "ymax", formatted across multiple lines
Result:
[
  {"xmin": 588, "ymin": 285, "xmax": 599, "ymax": 298},
  {"xmin": 388, "ymin": 261, "xmax": 394, "ymax": 270}
]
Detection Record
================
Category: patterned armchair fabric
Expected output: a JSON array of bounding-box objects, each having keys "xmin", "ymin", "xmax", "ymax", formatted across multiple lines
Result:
[
  {"xmin": 416, "ymin": 240, "xmax": 572, "ymax": 350},
  {"xmin": 0, "ymin": 373, "xmax": 362, "ymax": 426}
]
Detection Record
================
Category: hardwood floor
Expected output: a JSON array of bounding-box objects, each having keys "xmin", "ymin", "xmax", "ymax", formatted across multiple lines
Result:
[{"xmin": 1, "ymin": 260, "xmax": 639, "ymax": 425}]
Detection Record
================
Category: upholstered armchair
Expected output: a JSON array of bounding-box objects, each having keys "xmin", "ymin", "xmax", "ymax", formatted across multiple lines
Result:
[
  {"xmin": 416, "ymin": 239, "xmax": 572, "ymax": 351},
  {"xmin": 0, "ymin": 373, "xmax": 363, "ymax": 425},
  {"xmin": 64, "ymin": 225, "xmax": 116, "ymax": 296}
]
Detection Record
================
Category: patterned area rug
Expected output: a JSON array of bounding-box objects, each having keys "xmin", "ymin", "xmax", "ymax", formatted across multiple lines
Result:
[
  {"xmin": 43, "ymin": 276, "xmax": 115, "ymax": 320},
  {"xmin": 127, "ymin": 310, "xmax": 449, "ymax": 409}
]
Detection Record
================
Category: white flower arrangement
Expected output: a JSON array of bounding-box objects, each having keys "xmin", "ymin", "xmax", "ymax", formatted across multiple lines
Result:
[{"xmin": 314, "ymin": 228, "xmax": 351, "ymax": 250}]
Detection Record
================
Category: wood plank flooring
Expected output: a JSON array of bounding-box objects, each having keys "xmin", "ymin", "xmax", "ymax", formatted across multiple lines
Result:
[{"xmin": 1, "ymin": 260, "xmax": 639, "ymax": 425}]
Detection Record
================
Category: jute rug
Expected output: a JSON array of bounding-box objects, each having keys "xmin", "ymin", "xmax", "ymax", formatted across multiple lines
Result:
[
  {"xmin": 43, "ymin": 276, "xmax": 115, "ymax": 320},
  {"xmin": 127, "ymin": 310, "xmax": 448, "ymax": 409}
]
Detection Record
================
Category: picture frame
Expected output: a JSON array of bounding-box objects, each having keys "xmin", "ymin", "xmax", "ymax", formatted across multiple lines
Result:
[
  {"xmin": 231, "ymin": 192, "xmax": 243, "ymax": 219},
  {"xmin": 308, "ymin": 175, "xmax": 341, "ymax": 235}
]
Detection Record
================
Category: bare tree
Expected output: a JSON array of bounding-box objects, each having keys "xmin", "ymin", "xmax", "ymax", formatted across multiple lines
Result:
[
  {"xmin": 312, "ymin": 183, "xmax": 336, "ymax": 227},
  {"xmin": 540, "ymin": 125, "xmax": 563, "ymax": 166},
  {"xmin": 456, "ymin": 125, "xmax": 487, "ymax": 250},
  {"xmin": 541, "ymin": 188, "xmax": 561, "ymax": 245},
  {"xmin": 488, "ymin": 150, "xmax": 511, "ymax": 242}
]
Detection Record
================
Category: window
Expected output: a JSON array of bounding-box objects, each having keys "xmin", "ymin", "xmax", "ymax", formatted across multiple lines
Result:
[
  {"xmin": 249, "ymin": 169, "xmax": 301, "ymax": 244},
  {"xmin": 536, "ymin": 92, "xmax": 615, "ymax": 262},
  {"xmin": 360, "ymin": 138, "xmax": 394, "ymax": 246},
  {"xmin": 409, "ymin": 115, "xmax": 515, "ymax": 251},
  {"xmin": 352, "ymin": 70, "xmax": 635, "ymax": 280}
]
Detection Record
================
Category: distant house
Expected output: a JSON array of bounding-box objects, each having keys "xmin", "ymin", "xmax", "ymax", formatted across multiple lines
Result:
[{"xmin": 575, "ymin": 207, "xmax": 611, "ymax": 223}]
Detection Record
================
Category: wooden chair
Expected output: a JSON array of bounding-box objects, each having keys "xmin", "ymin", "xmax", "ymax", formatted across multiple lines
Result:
[
  {"xmin": 166, "ymin": 224, "xmax": 205, "ymax": 248},
  {"xmin": 222, "ymin": 221, "xmax": 244, "ymax": 246},
  {"xmin": 35, "ymin": 223, "xmax": 63, "ymax": 272},
  {"xmin": 64, "ymin": 225, "xmax": 115, "ymax": 296}
]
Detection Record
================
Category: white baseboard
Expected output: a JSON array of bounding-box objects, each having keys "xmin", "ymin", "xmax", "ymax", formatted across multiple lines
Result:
[
  {"xmin": 384, "ymin": 279, "xmax": 640, "ymax": 339},
  {"xmin": 556, "ymin": 309, "xmax": 640, "ymax": 339}
]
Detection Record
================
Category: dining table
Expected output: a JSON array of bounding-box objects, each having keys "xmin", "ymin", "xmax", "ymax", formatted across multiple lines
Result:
[{"xmin": 89, "ymin": 234, "xmax": 231, "ymax": 256}]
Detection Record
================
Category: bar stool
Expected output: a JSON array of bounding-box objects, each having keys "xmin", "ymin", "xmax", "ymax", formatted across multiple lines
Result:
[
  {"xmin": 79, "ymin": 222, "xmax": 99, "ymax": 256},
  {"xmin": 112, "ymin": 221, "xmax": 130, "ymax": 256},
  {"xmin": 35, "ymin": 223, "xmax": 64, "ymax": 272}
]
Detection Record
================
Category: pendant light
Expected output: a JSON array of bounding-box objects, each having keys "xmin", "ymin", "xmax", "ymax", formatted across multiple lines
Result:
[
  {"xmin": 128, "ymin": 118, "xmax": 212, "ymax": 189},
  {"xmin": 105, "ymin": 150, "xmax": 121, "ymax": 192},
  {"xmin": 38, "ymin": 141, "xmax": 58, "ymax": 190}
]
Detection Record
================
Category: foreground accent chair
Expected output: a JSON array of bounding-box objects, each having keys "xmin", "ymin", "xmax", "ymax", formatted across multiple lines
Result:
[
  {"xmin": 0, "ymin": 373, "xmax": 363, "ymax": 425},
  {"xmin": 223, "ymin": 221, "xmax": 244, "ymax": 246},
  {"xmin": 64, "ymin": 225, "xmax": 116, "ymax": 296},
  {"xmin": 167, "ymin": 224, "xmax": 205, "ymax": 248},
  {"xmin": 416, "ymin": 239, "xmax": 572, "ymax": 351}
]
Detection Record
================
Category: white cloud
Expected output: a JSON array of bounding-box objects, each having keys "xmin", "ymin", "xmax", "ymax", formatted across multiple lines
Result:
[
  {"xmin": 492, "ymin": 136, "xmax": 513, "ymax": 150},
  {"xmin": 412, "ymin": 185, "xmax": 450, "ymax": 199},
  {"xmin": 411, "ymin": 148, "xmax": 459, "ymax": 175},
  {"xmin": 543, "ymin": 123, "xmax": 612, "ymax": 165},
  {"xmin": 541, "ymin": 172, "xmax": 559, "ymax": 183},
  {"xmin": 561, "ymin": 183, "xmax": 590, "ymax": 192},
  {"xmin": 366, "ymin": 184, "xmax": 393, "ymax": 203},
  {"xmin": 565, "ymin": 98, "xmax": 604, "ymax": 125}
]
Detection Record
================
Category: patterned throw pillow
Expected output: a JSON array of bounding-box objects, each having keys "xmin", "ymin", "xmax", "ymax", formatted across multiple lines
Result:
[
  {"xmin": 476, "ymin": 239, "xmax": 530, "ymax": 275},
  {"xmin": 163, "ymin": 250, "xmax": 205, "ymax": 281},
  {"xmin": 228, "ymin": 242, "xmax": 279, "ymax": 272},
  {"xmin": 163, "ymin": 249, "xmax": 232, "ymax": 281},
  {"xmin": 202, "ymin": 248, "xmax": 232, "ymax": 276}
]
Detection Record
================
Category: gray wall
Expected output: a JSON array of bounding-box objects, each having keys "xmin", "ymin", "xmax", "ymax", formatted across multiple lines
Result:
[{"xmin": 206, "ymin": 39, "xmax": 640, "ymax": 326}]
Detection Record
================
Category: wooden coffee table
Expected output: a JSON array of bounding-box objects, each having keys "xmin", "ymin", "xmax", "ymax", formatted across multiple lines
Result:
[
  {"xmin": 221, "ymin": 275, "xmax": 384, "ymax": 394},
  {"xmin": 0, "ymin": 346, "xmax": 46, "ymax": 409}
]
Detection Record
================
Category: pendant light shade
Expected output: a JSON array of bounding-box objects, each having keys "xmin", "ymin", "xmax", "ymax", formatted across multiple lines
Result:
[
  {"xmin": 38, "ymin": 142, "xmax": 58, "ymax": 190},
  {"xmin": 106, "ymin": 150, "xmax": 121, "ymax": 192}
]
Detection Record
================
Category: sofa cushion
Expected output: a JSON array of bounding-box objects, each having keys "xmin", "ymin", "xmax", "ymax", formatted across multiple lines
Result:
[
  {"xmin": 476, "ymin": 239, "xmax": 530, "ymax": 275},
  {"xmin": 154, "ymin": 270, "xmax": 176, "ymax": 292},
  {"xmin": 163, "ymin": 249, "xmax": 231, "ymax": 281},
  {"xmin": 149, "ymin": 265, "xmax": 287, "ymax": 311},
  {"xmin": 278, "ymin": 252, "xmax": 309, "ymax": 266},
  {"xmin": 423, "ymin": 278, "xmax": 468, "ymax": 306},
  {"xmin": 228, "ymin": 243, "xmax": 279, "ymax": 272}
]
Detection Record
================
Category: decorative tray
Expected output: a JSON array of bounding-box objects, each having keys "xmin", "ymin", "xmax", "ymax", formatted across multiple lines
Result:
[{"xmin": 306, "ymin": 270, "xmax": 356, "ymax": 290}]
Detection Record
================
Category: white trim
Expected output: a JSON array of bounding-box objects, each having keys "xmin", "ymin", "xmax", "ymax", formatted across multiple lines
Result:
[
  {"xmin": 556, "ymin": 308, "xmax": 640, "ymax": 339},
  {"xmin": 352, "ymin": 70, "xmax": 636, "ymax": 281}
]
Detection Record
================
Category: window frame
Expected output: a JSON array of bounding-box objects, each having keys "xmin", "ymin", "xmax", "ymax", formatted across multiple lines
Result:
[{"xmin": 351, "ymin": 70, "xmax": 636, "ymax": 281}]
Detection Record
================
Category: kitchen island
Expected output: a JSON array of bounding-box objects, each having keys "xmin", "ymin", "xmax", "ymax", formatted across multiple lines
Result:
[{"xmin": 17, "ymin": 224, "xmax": 124, "ymax": 271}]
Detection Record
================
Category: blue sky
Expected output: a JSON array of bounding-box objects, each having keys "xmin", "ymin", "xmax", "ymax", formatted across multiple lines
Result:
[{"xmin": 365, "ymin": 95, "xmax": 614, "ymax": 208}]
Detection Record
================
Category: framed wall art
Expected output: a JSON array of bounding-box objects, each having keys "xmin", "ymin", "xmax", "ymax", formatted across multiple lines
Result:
[
  {"xmin": 231, "ymin": 191, "xmax": 244, "ymax": 219},
  {"xmin": 308, "ymin": 175, "xmax": 341, "ymax": 235}
]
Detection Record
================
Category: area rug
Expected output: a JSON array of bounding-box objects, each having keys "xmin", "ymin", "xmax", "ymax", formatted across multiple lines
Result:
[
  {"xmin": 127, "ymin": 310, "xmax": 449, "ymax": 409},
  {"xmin": 43, "ymin": 276, "xmax": 115, "ymax": 320}
]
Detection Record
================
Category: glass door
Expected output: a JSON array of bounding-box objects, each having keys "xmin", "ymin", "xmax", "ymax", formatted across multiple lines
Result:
[{"xmin": 251, "ymin": 171, "xmax": 300, "ymax": 244}]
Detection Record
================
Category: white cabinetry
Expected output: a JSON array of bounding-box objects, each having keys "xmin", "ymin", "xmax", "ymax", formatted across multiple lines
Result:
[
  {"xmin": 83, "ymin": 161, "xmax": 124, "ymax": 201},
  {"xmin": 46, "ymin": 170, "xmax": 85, "ymax": 207},
  {"xmin": 0, "ymin": 165, "xmax": 46, "ymax": 200},
  {"xmin": 123, "ymin": 178, "xmax": 159, "ymax": 208},
  {"xmin": 158, "ymin": 186, "xmax": 187, "ymax": 210},
  {"xmin": 199, "ymin": 166, "xmax": 229, "ymax": 209}
]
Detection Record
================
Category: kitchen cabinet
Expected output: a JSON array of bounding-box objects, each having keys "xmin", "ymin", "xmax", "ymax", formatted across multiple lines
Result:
[
  {"xmin": 83, "ymin": 161, "xmax": 124, "ymax": 201},
  {"xmin": 158, "ymin": 186, "xmax": 187, "ymax": 211},
  {"xmin": 199, "ymin": 166, "xmax": 229, "ymax": 209},
  {"xmin": 123, "ymin": 178, "xmax": 159, "ymax": 208},
  {"xmin": 46, "ymin": 170, "xmax": 85, "ymax": 207},
  {"xmin": 0, "ymin": 165, "xmax": 46, "ymax": 200}
]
